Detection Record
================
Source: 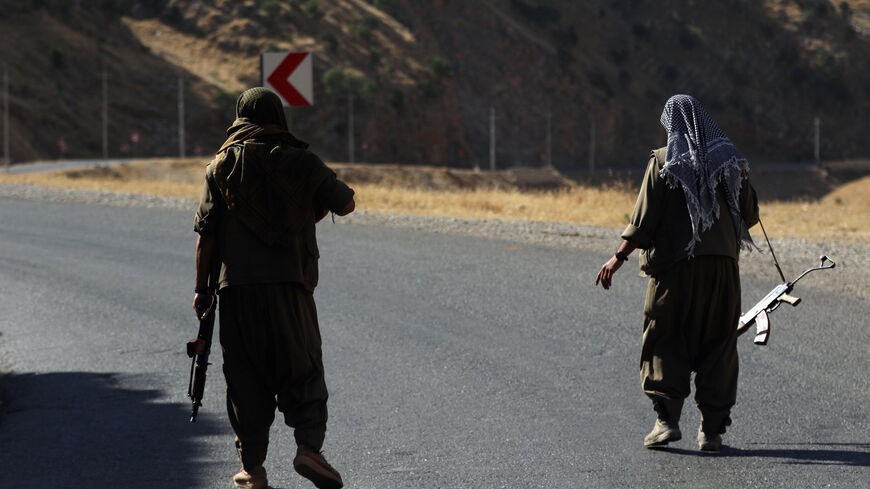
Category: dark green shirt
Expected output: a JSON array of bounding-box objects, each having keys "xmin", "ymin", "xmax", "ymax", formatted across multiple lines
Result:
[
  {"xmin": 622, "ymin": 148, "xmax": 759, "ymax": 277},
  {"xmin": 194, "ymin": 142, "xmax": 354, "ymax": 291}
]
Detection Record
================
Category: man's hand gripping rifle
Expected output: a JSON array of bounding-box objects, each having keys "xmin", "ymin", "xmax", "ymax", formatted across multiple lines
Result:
[
  {"xmin": 737, "ymin": 255, "xmax": 836, "ymax": 345},
  {"xmin": 187, "ymin": 279, "xmax": 217, "ymax": 423}
]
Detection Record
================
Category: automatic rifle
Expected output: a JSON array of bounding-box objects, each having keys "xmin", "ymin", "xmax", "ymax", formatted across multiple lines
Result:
[
  {"xmin": 187, "ymin": 276, "xmax": 217, "ymax": 423},
  {"xmin": 736, "ymin": 218, "xmax": 836, "ymax": 346}
]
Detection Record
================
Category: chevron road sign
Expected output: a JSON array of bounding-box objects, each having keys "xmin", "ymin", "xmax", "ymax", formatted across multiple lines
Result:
[{"xmin": 261, "ymin": 51, "xmax": 313, "ymax": 107}]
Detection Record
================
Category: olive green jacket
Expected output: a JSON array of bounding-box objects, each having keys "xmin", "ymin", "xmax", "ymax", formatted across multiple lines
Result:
[
  {"xmin": 195, "ymin": 140, "xmax": 354, "ymax": 292},
  {"xmin": 622, "ymin": 148, "xmax": 759, "ymax": 276}
]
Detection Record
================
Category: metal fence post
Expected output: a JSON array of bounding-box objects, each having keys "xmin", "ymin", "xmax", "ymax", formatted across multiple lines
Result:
[
  {"xmin": 178, "ymin": 77, "xmax": 185, "ymax": 158},
  {"xmin": 348, "ymin": 94, "xmax": 355, "ymax": 163},
  {"xmin": 489, "ymin": 106, "xmax": 495, "ymax": 171},
  {"xmin": 545, "ymin": 110, "xmax": 552, "ymax": 167},
  {"xmin": 102, "ymin": 69, "xmax": 108, "ymax": 160},
  {"xmin": 3, "ymin": 66, "xmax": 8, "ymax": 168},
  {"xmin": 589, "ymin": 118, "xmax": 596, "ymax": 175}
]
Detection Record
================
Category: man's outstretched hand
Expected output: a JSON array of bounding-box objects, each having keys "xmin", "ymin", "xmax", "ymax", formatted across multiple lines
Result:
[{"xmin": 595, "ymin": 255, "xmax": 624, "ymax": 290}]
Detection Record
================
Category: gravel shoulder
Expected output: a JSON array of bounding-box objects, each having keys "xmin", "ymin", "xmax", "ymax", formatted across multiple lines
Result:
[{"xmin": 1, "ymin": 182, "xmax": 865, "ymax": 303}]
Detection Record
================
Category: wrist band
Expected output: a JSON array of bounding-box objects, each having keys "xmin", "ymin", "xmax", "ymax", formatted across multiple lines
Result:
[
  {"xmin": 615, "ymin": 251, "xmax": 629, "ymax": 262},
  {"xmin": 194, "ymin": 287, "xmax": 210, "ymax": 294}
]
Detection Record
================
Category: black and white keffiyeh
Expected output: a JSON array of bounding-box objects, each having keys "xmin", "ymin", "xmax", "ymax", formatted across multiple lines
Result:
[{"xmin": 660, "ymin": 94, "xmax": 755, "ymax": 255}]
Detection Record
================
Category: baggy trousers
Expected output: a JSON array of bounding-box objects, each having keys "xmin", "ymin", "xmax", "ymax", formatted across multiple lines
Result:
[
  {"xmin": 640, "ymin": 255, "xmax": 740, "ymax": 435},
  {"xmin": 219, "ymin": 283, "xmax": 329, "ymax": 470}
]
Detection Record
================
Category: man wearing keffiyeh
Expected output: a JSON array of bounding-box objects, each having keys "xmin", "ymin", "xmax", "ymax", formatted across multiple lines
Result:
[
  {"xmin": 193, "ymin": 87, "xmax": 352, "ymax": 489},
  {"xmin": 595, "ymin": 95, "xmax": 759, "ymax": 452}
]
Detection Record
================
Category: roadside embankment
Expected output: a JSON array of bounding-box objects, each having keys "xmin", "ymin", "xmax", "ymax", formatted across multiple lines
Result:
[
  {"xmin": 0, "ymin": 174, "xmax": 867, "ymax": 303},
  {"xmin": 1, "ymin": 158, "xmax": 869, "ymax": 243}
]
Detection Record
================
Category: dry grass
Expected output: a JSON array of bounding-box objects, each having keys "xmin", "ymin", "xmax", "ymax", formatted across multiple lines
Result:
[
  {"xmin": 2, "ymin": 159, "xmax": 869, "ymax": 243},
  {"xmin": 353, "ymin": 183, "xmax": 637, "ymax": 227},
  {"xmin": 756, "ymin": 178, "xmax": 870, "ymax": 242},
  {"xmin": 0, "ymin": 162, "xmax": 201, "ymax": 199}
]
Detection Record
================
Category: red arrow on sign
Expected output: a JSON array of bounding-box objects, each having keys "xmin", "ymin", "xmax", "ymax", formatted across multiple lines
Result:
[{"xmin": 267, "ymin": 52, "xmax": 311, "ymax": 106}]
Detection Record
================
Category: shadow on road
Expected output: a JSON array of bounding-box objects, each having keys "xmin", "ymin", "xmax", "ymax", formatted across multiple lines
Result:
[
  {"xmin": 0, "ymin": 371, "xmax": 226, "ymax": 488},
  {"xmin": 726, "ymin": 443, "xmax": 870, "ymax": 467},
  {"xmin": 653, "ymin": 443, "xmax": 870, "ymax": 466}
]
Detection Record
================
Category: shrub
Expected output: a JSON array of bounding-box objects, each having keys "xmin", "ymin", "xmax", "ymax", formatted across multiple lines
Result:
[
  {"xmin": 375, "ymin": 0, "xmax": 398, "ymax": 15},
  {"xmin": 417, "ymin": 78, "xmax": 440, "ymax": 99},
  {"xmin": 213, "ymin": 89, "xmax": 238, "ymax": 123},
  {"xmin": 163, "ymin": 0, "xmax": 182, "ymax": 23},
  {"xmin": 631, "ymin": 22, "xmax": 651, "ymax": 39},
  {"xmin": 259, "ymin": 0, "xmax": 283, "ymax": 18},
  {"xmin": 551, "ymin": 26, "xmax": 578, "ymax": 47},
  {"xmin": 509, "ymin": 0, "xmax": 561, "ymax": 25},
  {"xmin": 321, "ymin": 31, "xmax": 338, "ymax": 52},
  {"xmin": 662, "ymin": 64, "xmax": 678, "ymax": 82},
  {"xmin": 263, "ymin": 41, "xmax": 279, "ymax": 53},
  {"xmin": 586, "ymin": 69, "xmax": 612, "ymax": 96},
  {"xmin": 301, "ymin": 0, "xmax": 323, "ymax": 20},
  {"xmin": 99, "ymin": 0, "xmax": 136, "ymax": 17},
  {"xmin": 350, "ymin": 15, "xmax": 377, "ymax": 42},
  {"xmin": 322, "ymin": 67, "xmax": 375, "ymax": 102},
  {"xmin": 677, "ymin": 24, "xmax": 702, "ymax": 50},
  {"xmin": 50, "ymin": 48, "xmax": 65, "ymax": 70},
  {"xmin": 363, "ymin": 12, "xmax": 378, "ymax": 29},
  {"xmin": 840, "ymin": 1, "xmax": 852, "ymax": 19},
  {"xmin": 323, "ymin": 67, "xmax": 346, "ymax": 95},
  {"xmin": 607, "ymin": 47, "xmax": 628, "ymax": 64},
  {"xmin": 369, "ymin": 50, "xmax": 382, "ymax": 69},
  {"xmin": 389, "ymin": 89, "xmax": 404, "ymax": 113},
  {"xmin": 425, "ymin": 55, "xmax": 453, "ymax": 79}
]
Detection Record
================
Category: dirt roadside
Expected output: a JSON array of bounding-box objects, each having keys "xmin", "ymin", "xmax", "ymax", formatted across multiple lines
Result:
[
  {"xmin": 0, "ymin": 158, "xmax": 867, "ymax": 305},
  {"xmin": 1, "ymin": 157, "xmax": 868, "ymax": 242},
  {"xmin": 0, "ymin": 158, "xmax": 870, "ymax": 300}
]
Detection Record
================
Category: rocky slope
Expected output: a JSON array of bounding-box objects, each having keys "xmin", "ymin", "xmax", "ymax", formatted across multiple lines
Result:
[{"xmin": 2, "ymin": 0, "xmax": 869, "ymax": 168}]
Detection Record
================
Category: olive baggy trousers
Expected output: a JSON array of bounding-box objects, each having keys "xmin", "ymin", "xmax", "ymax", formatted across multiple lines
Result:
[
  {"xmin": 640, "ymin": 255, "xmax": 740, "ymax": 435},
  {"xmin": 219, "ymin": 283, "xmax": 329, "ymax": 470}
]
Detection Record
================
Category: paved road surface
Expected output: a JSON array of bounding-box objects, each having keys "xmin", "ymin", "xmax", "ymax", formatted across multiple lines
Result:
[
  {"xmin": 0, "ymin": 197, "xmax": 867, "ymax": 488},
  {"xmin": 3, "ymin": 159, "xmax": 132, "ymax": 174}
]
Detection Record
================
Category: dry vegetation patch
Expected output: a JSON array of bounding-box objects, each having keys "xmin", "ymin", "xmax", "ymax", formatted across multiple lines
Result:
[{"xmin": 1, "ymin": 159, "xmax": 868, "ymax": 243}]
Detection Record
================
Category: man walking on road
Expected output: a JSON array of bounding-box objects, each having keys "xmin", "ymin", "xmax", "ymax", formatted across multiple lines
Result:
[
  {"xmin": 595, "ymin": 94, "xmax": 759, "ymax": 452},
  {"xmin": 193, "ymin": 87, "xmax": 355, "ymax": 489}
]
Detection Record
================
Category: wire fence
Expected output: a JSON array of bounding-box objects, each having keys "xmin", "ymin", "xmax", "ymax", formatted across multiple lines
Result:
[{"xmin": 0, "ymin": 64, "xmax": 853, "ymax": 173}]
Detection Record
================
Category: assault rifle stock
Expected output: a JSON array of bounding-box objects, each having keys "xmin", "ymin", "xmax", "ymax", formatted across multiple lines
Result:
[
  {"xmin": 187, "ymin": 288, "xmax": 216, "ymax": 423},
  {"xmin": 737, "ymin": 255, "xmax": 835, "ymax": 345}
]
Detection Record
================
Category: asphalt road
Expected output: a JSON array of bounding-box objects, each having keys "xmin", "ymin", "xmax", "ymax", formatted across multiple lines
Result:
[
  {"xmin": 3, "ymin": 158, "xmax": 132, "ymax": 174},
  {"xmin": 0, "ymin": 197, "xmax": 867, "ymax": 488}
]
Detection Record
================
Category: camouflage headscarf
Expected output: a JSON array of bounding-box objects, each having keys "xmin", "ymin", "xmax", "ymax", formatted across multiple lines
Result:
[
  {"xmin": 218, "ymin": 87, "xmax": 305, "ymax": 153},
  {"xmin": 659, "ymin": 94, "xmax": 755, "ymax": 255}
]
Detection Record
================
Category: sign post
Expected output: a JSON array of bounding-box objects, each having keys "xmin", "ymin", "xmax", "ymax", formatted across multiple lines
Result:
[
  {"xmin": 3, "ymin": 66, "xmax": 8, "ymax": 168},
  {"xmin": 489, "ymin": 107, "xmax": 495, "ymax": 171},
  {"xmin": 261, "ymin": 52, "xmax": 313, "ymax": 107},
  {"xmin": 348, "ymin": 94, "xmax": 355, "ymax": 163},
  {"xmin": 102, "ymin": 69, "xmax": 108, "ymax": 161},
  {"xmin": 178, "ymin": 77, "xmax": 185, "ymax": 158}
]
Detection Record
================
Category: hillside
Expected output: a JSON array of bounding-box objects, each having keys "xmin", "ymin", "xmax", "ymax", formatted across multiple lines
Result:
[{"xmin": 2, "ymin": 0, "xmax": 870, "ymax": 167}]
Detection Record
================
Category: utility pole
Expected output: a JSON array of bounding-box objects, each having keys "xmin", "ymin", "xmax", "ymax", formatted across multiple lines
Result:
[
  {"xmin": 178, "ymin": 77, "xmax": 185, "ymax": 158},
  {"xmin": 489, "ymin": 106, "xmax": 496, "ymax": 171},
  {"xmin": 813, "ymin": 116, "xmax": 820, "ymax": 165},
  {"xmin": 588, "ymin": 119, "xmax": 596, "ymax": 175},
  {"xmin": 348, "ymin": 94, "xmax": 355, "ymax": 163},
  {"xmin": 3, "ymin": 66, "xmax": 9, "ymax": 169},
  {"xmin": 545, "ymin": 110, "xmax": 552, "ymax": 167},
  {"xmin": 102, "ymin": 69, "xmax": 108, "ymax": 160}
]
